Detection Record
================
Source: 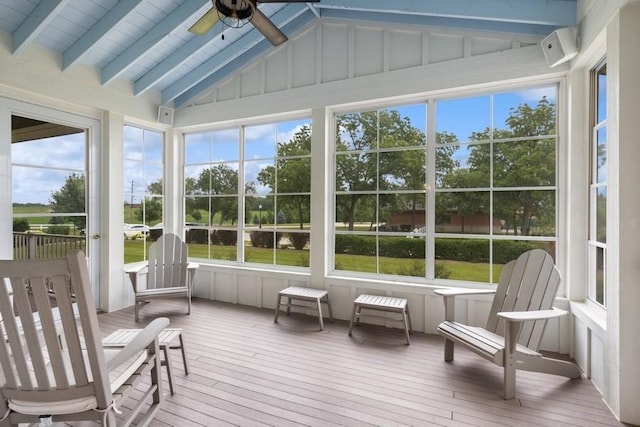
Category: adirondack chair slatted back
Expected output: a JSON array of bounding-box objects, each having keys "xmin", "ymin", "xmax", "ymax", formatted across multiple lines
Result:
[
  {"xmin": 148, "ymin": 233, "xmax": 188, "ymax": 291},
  {"xmin": 0, "ymin": 251, "xmax": 111, "ymax": 409},
  {"xmin": 484, "ymin": 249, "xmax": 561, "ymax": 350}
]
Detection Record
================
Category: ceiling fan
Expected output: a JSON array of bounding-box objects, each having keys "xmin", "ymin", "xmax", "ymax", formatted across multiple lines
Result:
[{"xmin": 189, "ymin": 0, "xmax": 320, "ymax": 46}]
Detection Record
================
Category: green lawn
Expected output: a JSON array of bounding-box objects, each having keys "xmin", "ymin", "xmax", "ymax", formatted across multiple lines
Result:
[
  {"xmin": 13, "ymin": 204, "xmax": 53, "ymax": 225},
  {"xmin": 124, "ymin": 240, "xmax": 501, "ymax": 282}
]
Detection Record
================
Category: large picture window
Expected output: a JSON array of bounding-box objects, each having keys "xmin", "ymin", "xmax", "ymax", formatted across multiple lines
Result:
[
  {"xmin": 183, "ymin": 118, "xmax": 312, "ymax": 267},
  {"xmin": 589, "ymin": 61, "xmax": 607, "ymax": 306},
  {"xmin": 123, "ymin": 125, "xmax": 164, "ymax": 263},
  {"xmin": 334, "ymin": 85, "xmax": 558, "ymax": 284}
]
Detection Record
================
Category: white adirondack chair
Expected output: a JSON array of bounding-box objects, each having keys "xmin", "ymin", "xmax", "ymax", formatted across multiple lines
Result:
[
  {"xmin": 0, "ymin": 250, "xmax": 169, "ymax": 426},
  {"xmin": 126, "ymin": 233, "xmax": 198, "ymax": 321},
  {"xmin": 435, "ymin": 249, "xmax": 582, "ymax": 399}
]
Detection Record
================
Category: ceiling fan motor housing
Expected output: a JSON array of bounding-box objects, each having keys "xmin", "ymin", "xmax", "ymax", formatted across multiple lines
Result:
[{"xmin": 215, "ymin": 0, "xmax": 254, "ymax": 20}]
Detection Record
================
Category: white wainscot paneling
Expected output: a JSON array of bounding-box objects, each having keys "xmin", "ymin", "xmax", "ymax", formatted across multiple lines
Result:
[
  {"xmin": 590, "ymin": 333, "xmax": 605, "ymax": 393},
  {"xmin": 354, "ymin": 27, "xmax": 384, "ymax": 77},
  {"xmin": 429, "ymin": 33, "xmax": 464, "ymax": 64},
  {"xmin": 192, "ymin": 269, "xmax": 214, "ymax": 300},
  {"xmin": 321, "ymin": 23, "xmax": 349, "ymax": 83},
  {"xmin": 216, "ymin": 77, "xmax": 237, "ymax": 102},
  {"xmin": 471, "ymin": 37, "xmax": 513, "ymax": 56},
  {"xmin": 265, "ymin": 49, "xmax": 288, "ymax": 93},
  {"xmin": 291, "ymin": 30, "xmax": 317, "ymax": 88},
  {"xmin": 326, "ymin": 284, "xmax": 353, "ymax": 320},
  {"xmin": 573, "ymin": 319, "xmax": 589, "ymax": 373},
  {"xmin": 210, "ymin": 271, "xmax": 237, "ymax": 303},
  {"xmin": 237, "ymin": 274, "xmax": 260, "ymax": 307},
  {"xmin": 240, "ymin": 62, "xmax": 262, "ymax": 98},
  {"xmin": 389, "ymin": 30, "xmax": 423, "ymax": 71}
]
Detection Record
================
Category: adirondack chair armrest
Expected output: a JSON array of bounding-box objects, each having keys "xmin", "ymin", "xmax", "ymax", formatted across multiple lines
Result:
[
  {"xmin": 435, "ymin": 288, "xmax": 496, "ymax": 321},
  {"xmin": 105, "ymin": 317, "xmax": 170, "ymax": 371},
  {"xmin": 186, "ymin": 262, "xmax": 199, "ymax": 289},
  {"xmin": 125, "ymin": 264, "xmax": 149, "ymax": 293},
  {"xmin": 125, "ymin": 264, "xmax": 148, "ymax": 276},
  {"xmin": 497, "ymin": 307, "xmax": 568, "ymax": 322}
]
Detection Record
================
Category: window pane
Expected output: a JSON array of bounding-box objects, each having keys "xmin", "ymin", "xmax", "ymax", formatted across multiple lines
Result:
[
  {"xmin": 494, "ymin": 88, "xmax": 556, "ymax": 138},
  {"xmin": 335, "ymin": 234, "xmax": 376, "ymax": 273},
  {"xmin": 493, "ymin": 139, "xmax": 556, "ymax": 187},
  {"xmin": 596, "ymin": 188, "xmax": 606, "ymax": 243},
  {"xmin": 595, "ymin": 246, "xmax": 605, "ymax": 305},
  {"xmin": 245, "ymin": 159, "xmax": 274, "ymax": 196},
  {"xmin": 245, "ymin": 124, "xmax": 276, "ymax": 159},
  {"xmin": 210, "ymin": 196, "xmax": 237, "ymax": 226},
  {"xmin": 437, "ymin": 143, "xmax": 490, "ymax": 189},
  {"xmin": 277, "ymin": 120, "xmax": 312, "ymax": 155},
  {"xmin": 276, "ymin": 195, "xmax": 310, "ymax": 228},
  {"xmin": 597, "ymin": 64, "xmax": 607, "ymax": 123},
  {"xmin": 379, "ymin": 149, "xmax": 426, "ymax": 190},
  {"xmin": 336, "ymin": 111, "xmax": 378, "ymax": 151},
  {"xmin": 276, "ymin": 232, "xmax": 310, "ymax": 267},
  {"xmin": 184, "ymin": 135, "xmax": 211, "ymax": 164},
  {"xmin": 379, "ymin": 193, "xmax": 426, "ymax": 233},
  {"xmin": 435, "ymin": 191, "xmax": 491, "ymax": 234},
  {"xmin": 596, "ymin": 128, "xmax": 607, "ymax": 183},
  {"xmin": 335, "ymin": 194, "xmax": 376, "ymax": 230},
  {"xmin": 493, "ymin": 190, "xmax": 556, "ymax": 237},
  {"xmin": 185, "ymin": 166, "xmax": 206, "ymax": 196},
  {"xmin": 435, "ymin": 238, "xmax": 490, "ymax": 281},
  {"xmin": 436, "ymin": 95, "xmax": 490, "ymax": 142},
  {"xmin": 277, "ymin": 158, "xmax": 311, "ymax": 193},
  {"xmin": 209, "ymin": 228, "xmax": 237, "ymax": 262},
  {"xmin": 185, "ymin": 196, "xmax": 207, "ymax": 224},
  {"xmin": 336, "ymin": 152, "xmax": 377, "ymax": 191},
  {"xmin": 378, "ymin": 236, "xmax": 425, "ymax": 276}
]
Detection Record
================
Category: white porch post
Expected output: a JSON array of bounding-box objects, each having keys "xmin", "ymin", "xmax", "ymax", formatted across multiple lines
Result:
[
  {"xmin": 310, "ymin": 107, "xmax": 329, "ymax": 288},
  {"xmin": 606, "ymin": 4, "xmax": 640, "ymax": 424},
  {"xmin": 101, "ymin": 111, "xmax": 127, "ymax": 312}
]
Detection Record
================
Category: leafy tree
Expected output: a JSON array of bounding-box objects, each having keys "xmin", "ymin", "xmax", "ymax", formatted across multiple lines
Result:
[
  {"xmin": 439, "ymin": 97, "xmax": 556, "ymax": 235},
  {"xmin": 189, "ymin": 165, "xmax": 253, "ymax": 226},
  {"xmin": 257, "ymin": 125, "xmax": 311, "ymax": 229},
  {"xmin": 336, "ymin": 110, "xmax": 427, "ymax": 230},
  {"xmin": 134, "ymin": 179, "xmax": 163, "ymax": 225},
  {"xmin": 49, "ymin": 173, "xmax": 85, "ymax": 229}
]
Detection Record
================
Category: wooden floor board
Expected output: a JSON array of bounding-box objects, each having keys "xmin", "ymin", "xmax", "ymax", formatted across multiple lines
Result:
[{"xmin": 85, "ymin": 298, "xmax": 622, "ymax": 427}]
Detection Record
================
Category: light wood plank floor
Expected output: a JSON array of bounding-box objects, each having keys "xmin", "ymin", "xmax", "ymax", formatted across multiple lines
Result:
[{"xmin": 94, "ymin": 297, "xmax": 622, "ymax": 427}]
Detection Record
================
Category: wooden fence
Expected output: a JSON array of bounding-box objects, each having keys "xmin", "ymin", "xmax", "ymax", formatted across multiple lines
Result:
[{"xmin": 13, "ymin": 232, "xmax": 85, "ymax": 260}]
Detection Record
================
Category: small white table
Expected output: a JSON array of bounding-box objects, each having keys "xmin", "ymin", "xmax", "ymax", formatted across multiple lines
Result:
[
  {"xmin": 274, "ymin": 287, "xmax": 333, "ymax": 330},
  {"xmin": 103, "ymin": 328, "xmax": 189, "ymax": 395},
  {"xmin": 349, "ymin": 294, "xmax": 413, "ymax": 345}
]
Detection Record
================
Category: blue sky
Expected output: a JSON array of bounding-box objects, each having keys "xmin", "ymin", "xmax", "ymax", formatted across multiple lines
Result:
[{"xmin": 12, "ymin": 86, "xmax": 556, "ymax": 206}]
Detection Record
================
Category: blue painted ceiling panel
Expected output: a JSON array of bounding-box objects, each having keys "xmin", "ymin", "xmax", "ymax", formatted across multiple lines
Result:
[{"xmin": 0, "ymin": 0, "xmax": 577, "ymax": 108}]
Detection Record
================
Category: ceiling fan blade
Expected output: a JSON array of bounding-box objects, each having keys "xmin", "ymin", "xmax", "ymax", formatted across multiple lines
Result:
[
  {"xmin": 251, "ymin": 6, "xmax": 288, "ymax": 46},
  {"xmin": 188, "ymin": 7, "xmax": 220, "ymax": 35}
]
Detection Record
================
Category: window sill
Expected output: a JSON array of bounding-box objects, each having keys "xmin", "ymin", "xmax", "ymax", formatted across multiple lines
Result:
[{"xmin": 570, "ymin": 300, "xmax": 607, "ymax": 337}]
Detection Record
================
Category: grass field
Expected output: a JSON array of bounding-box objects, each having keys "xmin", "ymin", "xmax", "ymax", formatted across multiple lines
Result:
[{"xmin": 124, "ymin": 240, "xmax": 500, "ymax": 282}]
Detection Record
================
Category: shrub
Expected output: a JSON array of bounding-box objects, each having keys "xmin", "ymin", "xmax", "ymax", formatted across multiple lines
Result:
[
  {"xmin": 186, "ymin": 228, "xmax": 208, "ymax": 244},
  {"xmin": 13, "ymin": 218, "xmax": 30, "ymax": 232},
  {"xmin": 249, "ymin": 231, "xmax": 281, "ymax": 248},
  {"xmin": 379, "ymin": 237, "xmax": 425, "ymax": 259},
  {"xmin": 288, "ymin": 232, "xmax": 308, "ymax": 250},
  {"xmin": 47, "ymin": 225, "xmax": 70, "ymax": 235},
  {"xmin": 148, "ymin": 228, "xmax": 163, "ymax": 241},
  {"xmin": 216, "ymin": 230, "xmax": 237, "ymax": 246}
]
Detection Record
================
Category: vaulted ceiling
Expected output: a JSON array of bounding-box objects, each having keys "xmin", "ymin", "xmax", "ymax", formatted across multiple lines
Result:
[{"xmin": 0, "ymin": 0, "xmax": 577, "ymax": 108}]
